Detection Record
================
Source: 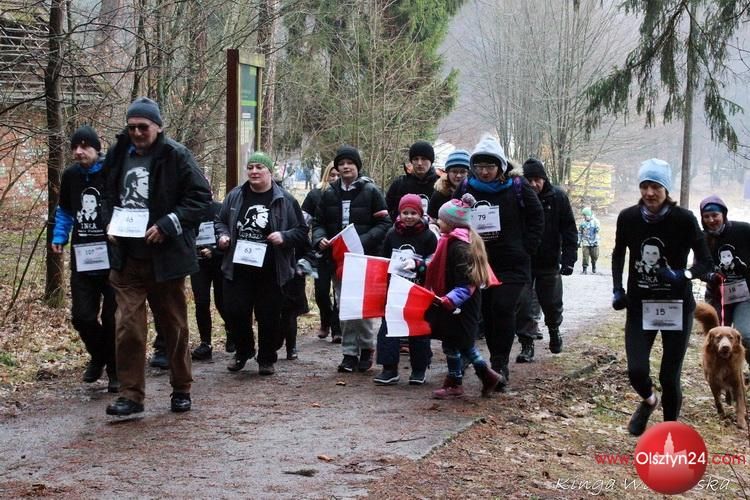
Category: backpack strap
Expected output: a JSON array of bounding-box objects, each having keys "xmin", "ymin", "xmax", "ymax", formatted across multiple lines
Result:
[{"xmin": 512, "ymin": 176, "xmax": 525, "ymax": 208}]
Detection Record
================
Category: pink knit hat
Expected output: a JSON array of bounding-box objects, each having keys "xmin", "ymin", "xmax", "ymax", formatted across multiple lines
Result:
[{"xmin": 398, "ymin": 193, "xmax": 424, "ymax": 216}]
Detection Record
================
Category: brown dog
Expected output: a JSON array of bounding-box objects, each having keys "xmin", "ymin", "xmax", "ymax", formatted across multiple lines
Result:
[{"xmin": 695, "ymin": 302, "xmax": 747, "ymax": 430}]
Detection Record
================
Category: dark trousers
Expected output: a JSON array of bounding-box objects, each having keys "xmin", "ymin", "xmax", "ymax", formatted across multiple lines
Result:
[
  {"xmin": 625, "ymin": 304, "xmax": 693, "ymax": 421},
  {"xmin": 517, "ymin": 270, "xmax": 563, "ymax": 342},
  {"xmin": 190, "ymin": 257, "xmax": 226, "ymax": 344},
  {"xmin": 223, "ymin": 267, "xmax": 282, "ymax": 364},
  {"xmin": 70, "ymin": 271, "xmax": 116, "ymax": 374},
  {"xmin": 110, "ymin": 258, "xmax": 192, "ymax": 404},
  {"xmin": 315, "ymin": 259, "xmax": 340, "ymax": 335},
  {"xmin": 375, "ymin": 320, "xmax": 431, "ymax": 369},
  {"xmin": 280, "ymin": 274, "xmax": 309, "ymax": 353},
  {"xmin": 481, "ymin": 283, "xmax": 526, "ymax": 377}
]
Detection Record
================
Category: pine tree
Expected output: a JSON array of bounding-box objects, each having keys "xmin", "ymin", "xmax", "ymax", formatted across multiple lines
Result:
[{"xmin": 585, "ymin": 1, "xmax": 748, "ymax": 206}]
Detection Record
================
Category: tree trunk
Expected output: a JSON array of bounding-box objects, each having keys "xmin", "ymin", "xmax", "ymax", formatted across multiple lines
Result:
[
  {"xmin": 258, "ymin": 0, "xmax": 278, "ymax": 152},
  {"xmin": 679, "ymin": 13, "xmax": 697, "ymax": 208},
  {"xmin": 44, "ymin": 0, "xmax": 65, "ymax": 308}
]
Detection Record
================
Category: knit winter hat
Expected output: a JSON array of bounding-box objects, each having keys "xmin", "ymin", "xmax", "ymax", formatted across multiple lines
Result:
[
  {"xmin": 444, "ymin": 149, "xmax": 470, "ymax": 172},
  {"xmin": 522, "ymin": 158, "xmax": 547, "ymax": 181},
  {"xmin": 470, "ymin": 135, "xmax": 509, "ymax": 173},
  {"xmin": 438, "ymin": 193, "xmax": 476, "ymax": 229},
  {"xmin": 409, "ymin": 140, "xmax": 435, "ymax": 163},
  {"xmin": 398, "ymin": 193, "xmax": 424, "ymax": 216},
  {"xmin": 127, "ymin": 97, "xmax": 163, "ymax": 126},
  {"xmin": 581, "ymin": 207, "xmax": 593, "ymax": 218},
  {"xmin": 333, "ymin": 145, "xmax": 363, "ymax": 172},
  {"xmin": 70, "ymin": 125, "xmax": 101, "ymax": 152},
  {"xmin": 247, "ymin": 151, "xmax": 275, "ymax": 171},
  {"xmin": 699, "ymin": 195, "xmax": 728, "ymax": 215},
  {"xmin": 638, "ymin": 158, "xmax": 672, "ymax": 191}
]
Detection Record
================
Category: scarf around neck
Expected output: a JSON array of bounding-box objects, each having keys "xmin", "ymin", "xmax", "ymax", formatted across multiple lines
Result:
[
  {"xmin": 639, "ymin": 202, "xmax": 673, "ymax": 224},
  {"xmin": 468, "ymin": 176, "xmax": 512, "ymax": 194},
  {"xmin": 424, "ymin": 227, "xmax": 471, "ymax": 296},
  {"xmin": 394, "ymin": 215, "xmax": 427, "ymax": 236}
]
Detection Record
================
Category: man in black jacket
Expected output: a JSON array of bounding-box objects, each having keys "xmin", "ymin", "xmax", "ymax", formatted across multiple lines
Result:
[
  {"xmin": 103, "ymin": 97, "xmax": 211, "ymax": 417},
  {"xmin": 385, "ymin": 140, "xmax": 439, "ymax": 221},
  {"xmin": 51, "ymin": 126, "xmax": 117, "ymax": 393},
  {"xmin": 515, "ymin": 159, "xmax": 577, "ymax": 361},
  {"xmin": 312, "ymin": 145, "xmax": 391, "ymax": 373}
]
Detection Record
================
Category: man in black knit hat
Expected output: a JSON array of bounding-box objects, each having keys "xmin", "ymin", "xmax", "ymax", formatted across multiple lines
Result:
[
  {"xmin": 385, "ymin": 140, "xmax": 440, "ymax": 221},
  {"xmin": 515, "ymin": 158, "xmax": 577, "ymax": 362},
  {"xmin": 51, "ymin": 126, "xmax": 119, "ymax": 392}
]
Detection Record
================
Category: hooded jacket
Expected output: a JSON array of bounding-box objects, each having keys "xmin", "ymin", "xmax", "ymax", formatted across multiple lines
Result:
[
  {"xmin": 103, "ymin": 130, "xmax": 212, "ymax": 282},
  {"xmin": 215, "ymin": 180, "xmax": 308, "ymax": 284},
  {"xmin": 312, "ymin": 175, "xmax": 391, "ymax": 256},
  {"xmin": 385, "ymin": 166, "xmax": 440, "ymax": 220}
]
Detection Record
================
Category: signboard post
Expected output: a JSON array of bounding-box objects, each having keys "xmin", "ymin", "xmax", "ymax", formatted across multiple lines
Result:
[{"xmin": 226, "ymin": 49, "xmax": 264, "ymax": 192}]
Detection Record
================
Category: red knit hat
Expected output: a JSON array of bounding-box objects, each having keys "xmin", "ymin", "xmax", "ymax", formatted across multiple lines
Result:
[{"xmin": 398, "ymin": 193, "xmax": 424, "ymax": 216}]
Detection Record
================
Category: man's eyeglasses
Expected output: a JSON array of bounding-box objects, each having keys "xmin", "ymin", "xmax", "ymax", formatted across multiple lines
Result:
[{"xmin": 128, "ymin": 124, "xmax": 151, "ymax": 132}]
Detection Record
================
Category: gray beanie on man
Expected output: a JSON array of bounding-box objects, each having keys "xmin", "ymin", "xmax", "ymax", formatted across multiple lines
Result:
[{"xmin": 127, "ymin": 97, "xmax": 163, "ymax": 126}]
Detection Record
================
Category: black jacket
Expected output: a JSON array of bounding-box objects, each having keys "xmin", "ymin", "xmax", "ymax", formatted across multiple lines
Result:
[
  {"xmin": 385, "ymin": 167, "xmax": 440, "ymax": 220},
  {"xmin": 532, "ymin": 183, "xmax": 578, "ymax": 271},
  {"xmin": 103, "ymin": 130, "xmax": 212, "ymax": 282},
  {"xmin": 215, "ymin": 181, "xmax": 308, "ymax": 285},
  {"xmin": 312, "ymin": 176, "xmax": 391, "ymax": 256},
  {"xmin": 461, "ymin": 176, "xmax": 544, "ymax": 284}
]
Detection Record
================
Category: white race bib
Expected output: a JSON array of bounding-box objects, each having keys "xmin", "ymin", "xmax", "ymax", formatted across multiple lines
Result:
[
  {"xmin": 470, "ymin": 204, "xmax": 501, "ymax": 233},
  {"xmin": 387, "ymin": 248, "xmax": 419, "ymax": 279},
  {"xmin": 342, "ymin": 200, "xmax": 351, "ymax": 227},
  {"xmin": 232, "ymin": 239, "xmax": 267, "ymax": 267},
  {"xmin": 73, "ymin": 242, "xmax": 110, "ymax": 272},
  {"xmin": 108, "ymin": 207, "xmax": 149, "ymax": 238},
  {"xmin": 642, "ymin": 300, "xmax": 683, "ymax": 331},
  {"xmin": 196, "ymin": 221, "xmax": 216, "ymax": 246},
  {"xmin": 724, "ymin": 280, "xmax": 750, "ymax": 305}
]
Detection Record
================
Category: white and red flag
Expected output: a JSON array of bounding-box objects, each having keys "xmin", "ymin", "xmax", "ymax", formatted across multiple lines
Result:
[
  {"xmin": 339, "ymin": 253, "xmax": 390, "ymax": 320},
  {"xmin": 330, "ymin": 224, "xmax": 364, "ymax": 279},
  {"xmin": 385, "ymin": 275, "xmax": 435, "ymax": 337}
]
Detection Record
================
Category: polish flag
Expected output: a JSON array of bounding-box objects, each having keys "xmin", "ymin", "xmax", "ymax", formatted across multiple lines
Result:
[
  {"xmin": 330, "ymin": 224, "xmax": 364, "ymax": 279},
  {"xmin": 385, "ymin": 275, "xmax": 435, "ymax": 337},
  {"xmin": 339, "ymin": 253, "xmax": 390, "ymax": 320}
]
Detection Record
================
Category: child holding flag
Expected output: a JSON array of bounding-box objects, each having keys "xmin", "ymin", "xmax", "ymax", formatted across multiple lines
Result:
[
  {"xmin": 374, "ymin": 194, "xmax": 437, "ymax": 385},
  {"xmin": 424, "ymin": 194, "xmax": 502, "ymax": 398}
]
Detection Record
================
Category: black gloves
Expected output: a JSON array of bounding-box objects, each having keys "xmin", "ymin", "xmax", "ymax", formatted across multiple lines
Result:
[
  {"xmin": 560, "ymin": 265, "xmax": 574, "ymax": 276},
  {"xmin": 612, "ymin": 288, "xmax": 628, "ymax": 310}
]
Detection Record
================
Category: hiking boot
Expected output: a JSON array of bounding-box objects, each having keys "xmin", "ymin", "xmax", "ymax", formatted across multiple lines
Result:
[
  {"xmin": 373, "ymin": 365, "xmax": 400, "ymax": 385},
  {"xmin": 338, "ymin": 355, "xmax": 358, "ymax": 373},
  {"xmin": 477, "ymin": 365, "xmax": 502, "ymax": 397},
  {"xmin": 582, "ymin": 266, "xmax": 588, "ymax": 275},
  {"xmin": 225, "ymin": 338, "xmax": 236, "ymax": 353},
  {"xmin": 628, "ymin": 396, "xmax": 659, "ymax": 436},
  {"xmin": 317, "ymin": 326, "xmax": 330, "ymax": 339},
  {"xmin": 107, "ymin": 376, "xmax": 120, "ymax": 393},
  {"xmin": 492, "ymin": 364, "xmax": 509, "ymax": 393},
  {"xmin": 106, "ymin": 397, "xmax": 144, "ymax": 416},
  {"xmin": 591, "ymin": 264, "xmax": 597, "ymax": 274},
  {"xmin": 516, "ymin": 341, "xmax": 535, "ymax": 363},
  {"xmin": 331, "ymin": 334, "xmax": 342, "ymax": 344},
  {"xmin": 149, "ymin": 351, "xmax": 169, "ymax": 370},
  {"xmin": 358, "ymin": 349, "xmax": 374, "ymax": 372},
  {"xmin": 409, "ymin": 369, "xmax": 428, "ymax": 385},
  {"xmin": 258, "ymin": 363, "xmax": 275, "ymax": 375},
  {"xmin": 191, "ymin": 342, "xmax": 212, "ymax": 361},
  {"xmin": 82, "ymin": 361, "xmax": 105, "ymax": 383},
  {"xmin": 549, "ymin": 330, "xmax": 563, "ymax": 354},
  {"xmin": 170, "ymin": 392, "xmax": 191, "ymax": 413},
  {"xmin": 433, "ymin": 376, "xmax": 464, "ymax": 399},
  {"xmin": 286, "ymin": 348, "xmax": 298, "ymax": 360},
  {"xmin": 227, "ymin": 353, "xmax": 252, "ymax": 372}
]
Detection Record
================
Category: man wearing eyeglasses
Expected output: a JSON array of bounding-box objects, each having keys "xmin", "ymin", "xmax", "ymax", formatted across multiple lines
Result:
[{"xmin": 102, "ymin": 96, "xmax": 211, "ymax": 417}]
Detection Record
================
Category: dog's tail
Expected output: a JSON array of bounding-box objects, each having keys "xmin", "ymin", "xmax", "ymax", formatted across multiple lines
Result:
[{"xmin": 694, "ymin": 302, "xmax": 720, "ymax": 334}]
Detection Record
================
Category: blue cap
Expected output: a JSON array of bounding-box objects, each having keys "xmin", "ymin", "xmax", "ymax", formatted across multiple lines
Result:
[
  {"xmin": 638, "ymin": 158, "xmax": 672, "ymax": 192},
  {"xmin": 444, "ymin": 149, "xmax": 470, "ymax": 171}
]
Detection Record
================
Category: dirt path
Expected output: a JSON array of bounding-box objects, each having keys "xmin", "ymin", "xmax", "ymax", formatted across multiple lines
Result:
[{"xmin": 0, "ymin": 271, "xmax": 614, "ymax": 499}]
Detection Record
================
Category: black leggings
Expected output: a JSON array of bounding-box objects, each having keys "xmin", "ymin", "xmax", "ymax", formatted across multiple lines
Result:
[
  {"xmin": 190, "ymin": 257, "xmax": 225, "ymax": 343},
  {"xmin": 625, "ymin": 304, "xmax": 693, "ymax": 421}
]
